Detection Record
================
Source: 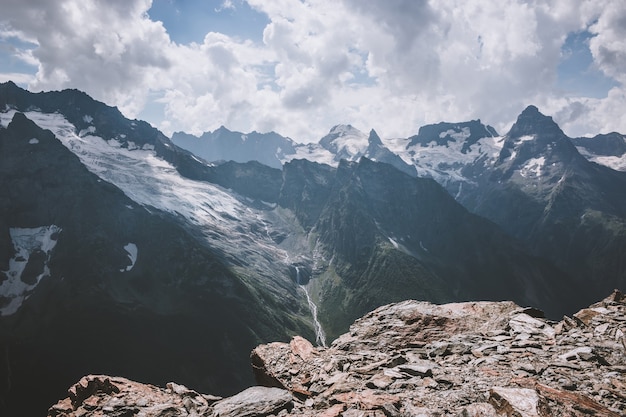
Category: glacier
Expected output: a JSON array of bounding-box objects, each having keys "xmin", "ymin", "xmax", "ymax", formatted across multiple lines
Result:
[{"xmin": 0, "ymin": 109, "xmax": 318, "ymax": 323}]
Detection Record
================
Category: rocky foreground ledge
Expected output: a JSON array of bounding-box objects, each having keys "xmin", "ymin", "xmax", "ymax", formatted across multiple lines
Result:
[{"xmin": 49, "ymin": 291, "xmax": 625, "ymax": 417}]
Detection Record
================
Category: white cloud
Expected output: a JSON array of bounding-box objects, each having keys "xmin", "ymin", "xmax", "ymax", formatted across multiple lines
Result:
[
  {"xmin": 216, "ymin": 0, "xmax": 236, "ymax": 12},
  {"xmin": 588, "ymin": 1, "xmax": 626, "ymax": 84},
  {"xmin": 0, "ymin": 72, "xmax": 35, "ymax": 85},
  {"xmin": 1, "ymin": 0, "xmax": 172, "ymax": 118},
  {"xmin": 0, "ymin": 0, "xmax": 624, "ymax": 142}
]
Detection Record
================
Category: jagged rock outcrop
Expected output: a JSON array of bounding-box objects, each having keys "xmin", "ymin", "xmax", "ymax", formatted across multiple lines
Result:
[{"xmin": 48, "ymin": 291, "xmax": 625, "ymax": 416}]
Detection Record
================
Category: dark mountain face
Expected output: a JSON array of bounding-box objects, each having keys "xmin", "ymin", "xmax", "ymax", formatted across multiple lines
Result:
[
  {"xmin": 278, "ymin": 158, "xmax": 584, "ymax": 340},
  {"xmin": 460, "ymin": 106, "xmax": 626, "ymax": 303},
  {"xmin": 211, "ymin": 160, "xmax": 283, "ymax": 204},
  {"xmin": 278, "ymin": 159, "xmax": 336, "ymax": 230}
]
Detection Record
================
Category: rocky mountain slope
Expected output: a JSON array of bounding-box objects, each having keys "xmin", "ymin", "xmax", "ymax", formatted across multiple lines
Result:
[
  {"xmin": 460, "ymin": 106, "xmax": 626, "ymax": 303},
  {"xmin": 47, "ymin": 290, "xmax": 626, "ymax": 417}
]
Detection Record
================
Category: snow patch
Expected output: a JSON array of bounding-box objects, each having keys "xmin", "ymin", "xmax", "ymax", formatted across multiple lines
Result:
[
  {"xmin": 122, "ymin": 243, "xmax": 138, "ymax": 272},
  {"xmin": 591, "ymin": 154, "xmax": 626, "ymax": 171},
  {"xmin": 520, "ymin": 157, "xmax": 546, "ymax": 178},
  {"xmin": 79, "ymin": 126, "xmax": 96, "ymax": 137},
  {"xmin": 83, "ymin": 115, "xmax": 93, "ymax": 124},
  {"xmin": 191, "ymin": 155, "xmax": 211, "ymax": 166},
  {"xmin": 0, "ymin": 225, "xmax": 61, "ymax": 316},
  {"xmin": 516, "ymin": 135, "xmax": 535, "ymax": 142},
  {"xmin": 0, "ymin": 112, "xmax": 12, "ymax": 128},
  {"xmin": 388, "ymin": 237, "xmax": 399, "ymax": 249},
  {"xmin": 29, "ymin": 138, "xmax": 39, "ymax": 145}
]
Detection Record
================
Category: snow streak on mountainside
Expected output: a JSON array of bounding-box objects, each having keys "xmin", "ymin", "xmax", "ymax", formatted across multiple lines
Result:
[{"xmin": 0, "ymin": 111, "xmax": 293, "ymax": 275}]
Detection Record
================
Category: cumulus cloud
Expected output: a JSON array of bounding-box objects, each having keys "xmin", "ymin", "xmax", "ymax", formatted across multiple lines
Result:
[
  {"xmin": 589, "ymin": 2, "xmax": 626, "ymax": 84},
  {"xmin": 0, "ymin": 0, "xmax": 624, "ymax": 141},
  {"xmin": 1, "ymin": 0, "xmax": 172, "ymax": 117}
]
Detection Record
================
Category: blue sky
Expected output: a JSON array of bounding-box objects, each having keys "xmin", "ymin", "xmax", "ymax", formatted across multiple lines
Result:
[
  {"xmin": 147, "ymin": 0, "xmax": 268, "ymax": 44},
  {"xmin": 557, "ymin": 30, "xmax": 618, "ymax": 98},
  {"xmin": 1, "ymin": 1, "xmax": 625, "ymax": 141}
]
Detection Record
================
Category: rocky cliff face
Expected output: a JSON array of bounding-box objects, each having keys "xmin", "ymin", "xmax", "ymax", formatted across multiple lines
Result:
[{"xmin": 48, "ymin": 290, "xmax": 625, "ymax": 417}]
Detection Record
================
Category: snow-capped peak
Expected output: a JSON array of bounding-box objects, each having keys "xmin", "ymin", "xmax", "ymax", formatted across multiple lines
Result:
[
  {"xmin": 319, "ymin": 124, "xmax": 369, "ymax": 160},
  {"xmin": 328, "ymin": 124, "xmax": 361, "ymax": 136}
]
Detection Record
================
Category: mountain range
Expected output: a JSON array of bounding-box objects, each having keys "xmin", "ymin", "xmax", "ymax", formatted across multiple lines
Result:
[
  {"xmin": 1, "ymin": 81, "xmax": 624, "ymax": 416},
  {"xmin": 174, "ymin": 104, "xmax": 626, "ymax": 305}
]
